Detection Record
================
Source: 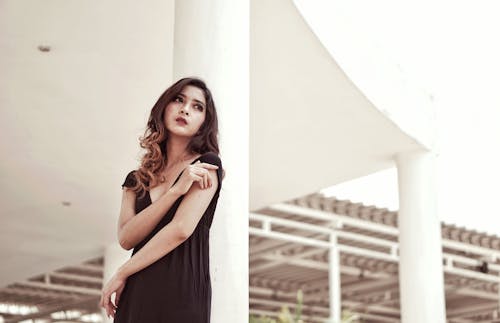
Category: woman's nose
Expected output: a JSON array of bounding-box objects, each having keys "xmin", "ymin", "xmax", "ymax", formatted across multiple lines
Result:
[{"xmin": 180, "ymin": 103, "xmax": 190, "ymax": 115}]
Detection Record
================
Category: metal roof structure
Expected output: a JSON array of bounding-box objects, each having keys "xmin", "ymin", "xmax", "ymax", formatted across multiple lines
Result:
[
  {"xmin": 0, "ymin": 258, "xmax": 103, "ymax": 323},
  {"xmin": 249, "ymin": 193, "xmax": 500, "ymax": 323},
  {"xmin": 2, "ymin": 193, "xmax": 500, "ymax": 322}
]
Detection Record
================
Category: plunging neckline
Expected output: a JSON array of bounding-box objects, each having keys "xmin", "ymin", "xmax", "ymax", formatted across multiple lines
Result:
[{"xmin": 146, "ymin": 154, "xmax": 203, "ymax": 204}]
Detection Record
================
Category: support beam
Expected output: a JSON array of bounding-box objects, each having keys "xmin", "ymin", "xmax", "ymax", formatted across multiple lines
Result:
[
  {"xmin": 173, "ymin": 1, "xmax": 249, "ymax": 321},
  {"xmin": 395, "ymin": 149, "xmax": 446, "ymax": 323},
  {"xmin": 17, "ymin": 281, "xmax": 100, "ymax": 296},
  {"xmin": 251, "ymin": 249, "xmax": 327, "ymax": 274},
  {"xmin": 328, "ymin": 232, "xmax": 341, "ymax": 323}
]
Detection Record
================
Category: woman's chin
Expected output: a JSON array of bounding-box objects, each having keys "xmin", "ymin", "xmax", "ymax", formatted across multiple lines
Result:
[{"xmin": 168, "ymin": 130, "xmax": 195, "ymax": 139}]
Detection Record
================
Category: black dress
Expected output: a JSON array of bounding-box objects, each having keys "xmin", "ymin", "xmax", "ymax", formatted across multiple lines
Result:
[{"xmin": 113, "ymin": 152, "xmax": 223, "ymax": 323}]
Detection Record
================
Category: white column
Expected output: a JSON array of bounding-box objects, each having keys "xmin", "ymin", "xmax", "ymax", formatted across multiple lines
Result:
[
  {"xmin": 101, "ymin": 243, "xmax": 132, "ymax": 323},
  {"xmin": 173, "ymin": 1, "xmax": 249, "ymax": 322},
  {"xmin": 328, "ymin": 232, "xmax": 341, "ymax": 323},
  {"xmin": 395, "ymin": 149, "xmax": 446, "ymax": 323}
]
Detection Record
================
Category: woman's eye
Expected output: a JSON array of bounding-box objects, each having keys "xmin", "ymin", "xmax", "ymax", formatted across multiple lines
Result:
[
  {"xmin": 174, "ymin": 96, "xmax": 182, "ymax": 102},
  {"xmin": 196, "ymin": 105, "xmax": 204, "ymax": 111}
]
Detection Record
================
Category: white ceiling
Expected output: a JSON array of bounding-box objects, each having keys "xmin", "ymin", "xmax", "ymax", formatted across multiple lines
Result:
[
  {"xmin": 250, "ymin": 0, "xmax": 426, "ymax": 210},
  {"xmin": 0, "ymin": 0, "xmax": 176, "ymax": 286}
]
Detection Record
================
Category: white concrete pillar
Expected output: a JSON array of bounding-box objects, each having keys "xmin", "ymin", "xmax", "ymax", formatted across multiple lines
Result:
[
  {"xmin": 173, "ymin": 1, "xmax": 249, "ymax": 322},
  {"xmin": 101, "ymin": 243, "xmax": 132, "ymax": 323},
  {"xmin": 395, "ymin": 149, "xmax": 446, "ymax": 323}
]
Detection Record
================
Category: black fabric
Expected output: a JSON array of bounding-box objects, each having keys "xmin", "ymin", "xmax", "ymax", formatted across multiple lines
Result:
[
  {"xmin": 121, "ymin": 171, "xmax": 137, "ymax": 189},
  {"xmin": 114, "ymin": 152, "xmax": 223, "ymax": 323}
]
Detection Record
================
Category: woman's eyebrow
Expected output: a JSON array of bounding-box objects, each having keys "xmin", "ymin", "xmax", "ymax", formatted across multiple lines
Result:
[{"xmin": 178, "ymin": 93, "xmax": 205, "ymax": 106}]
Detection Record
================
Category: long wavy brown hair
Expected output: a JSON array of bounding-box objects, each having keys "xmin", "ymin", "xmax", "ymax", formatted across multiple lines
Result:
[{"xmin": 129, "ymin": 77, "xmax": 224, "ymax": 199}]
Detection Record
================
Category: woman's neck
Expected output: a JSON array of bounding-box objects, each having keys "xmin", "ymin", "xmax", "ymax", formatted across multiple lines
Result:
[{"xmin": 165, "ymin": 137, "xmax": 193, "ymax": 168}]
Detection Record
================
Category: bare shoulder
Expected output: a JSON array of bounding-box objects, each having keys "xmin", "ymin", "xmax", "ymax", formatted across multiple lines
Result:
[{"xmin": 198, "ymin": 152, "xmax": 222, "ymax": 167}]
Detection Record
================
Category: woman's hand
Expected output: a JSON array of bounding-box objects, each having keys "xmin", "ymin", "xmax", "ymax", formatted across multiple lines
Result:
[
  {"xmin": 99, "ymin": 271, "xmax": 127, "ymax": 319},
  {"xmin": 170, "ymin": 161, "xmax": 219, "ymax": 196}
]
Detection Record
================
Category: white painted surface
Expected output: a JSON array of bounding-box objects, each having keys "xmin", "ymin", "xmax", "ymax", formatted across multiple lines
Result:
[
  {"xmin": 396, "ymin": 150, "xmax": 446, "ymax": 323},
  {"xmin": 250, "ymin": 0, "xmax": 424, "ymax": 211},
  {"xmin": 316, "ymin": 1, "xmax": 500, "ymax": 236},
  {"xmin": 0, "ymin": 0, "xmax": 175, "ymax": 285},
  {"xmin": 293, "ymin": 0, "xmax": 437, "ymax": 151},
  {"xmin": 329, "ymin": 233, "xmax": 341, "ymax": 323},
  {"xmin": 174, "ymin": 0, "xmax": 249, "ymax": 321}
]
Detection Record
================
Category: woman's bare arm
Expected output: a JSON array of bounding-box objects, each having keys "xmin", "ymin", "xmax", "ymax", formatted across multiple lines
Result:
[
  {"xmin": 115, "ymin": 168, "xmax": 218, "ymax": 278},
  {"xmin": 118, "ymin": 158, "xmax": 219, "ymax": 251},
  {"xmin": 117, "ymin": 188, "xmax": 182, "ymax": 250}
]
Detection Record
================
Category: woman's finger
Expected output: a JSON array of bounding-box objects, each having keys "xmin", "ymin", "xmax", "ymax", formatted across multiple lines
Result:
[
  {"xmin": 106, "ymin": 300, "xmax": 116, "ymax": 319},
  {"xmin": 195, "ymin": 162, "xmax": 219, "ymax": 170},
  {"xmin": 105, "ymin": 295, "xmax": 111, "ymax": 310},
  {"xmin": 115, "ymin": 283, "xmax": 124, "ymax": 306},
  {"xmin": 197, "ymin": 170, "xmax": 207, "ymax": 189},
  {"xmin": 191, "ymin": 163, "xmax": 218, "ymax": 174},
  {"xmin": 103, "ymin": 290, "xmax": 115, "ymax": 317},
  {"xmin": 202, "ymin": 172, "xmax": 208, "ymax": 189},
  {"xmin": 103, "ymin": 294, "xmax": 110, "ymax": 316},
  {"xmin": 203, "ymin": 170, "xmax": 208, "ymax": 189},
  {"xmin": 200, "ymin": 168, "xmax": 212, "ymax": 188},
  {"xmin": 191, "ymin": 167, "xmax": 212, "ymax": 189},
  {"xmin": 102, "ymin": 292, "xmax": 108, "ymax": 309},
  {"xmin": 109, "ymin": 304, "xmax": 115, "ymax": 318},
  {"xmin": 190, "ymin": 173, "xmax": 204, "ymax": 188}
]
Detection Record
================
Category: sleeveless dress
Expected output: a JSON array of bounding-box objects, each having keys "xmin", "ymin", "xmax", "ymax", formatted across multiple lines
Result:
[{"xmin": 113, "ymin": 152, "xmax": 223, "ymax": 323}]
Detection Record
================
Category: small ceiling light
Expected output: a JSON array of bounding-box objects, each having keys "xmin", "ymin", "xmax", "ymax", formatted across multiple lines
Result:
[{"xmin": 38, "ymin": 45, "xmax": 51, "ymax": 52}]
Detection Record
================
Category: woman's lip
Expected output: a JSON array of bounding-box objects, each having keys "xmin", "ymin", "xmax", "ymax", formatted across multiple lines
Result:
[{"xmin": 176, "ymin": 119, "xmax": 188, "ymax": 125}]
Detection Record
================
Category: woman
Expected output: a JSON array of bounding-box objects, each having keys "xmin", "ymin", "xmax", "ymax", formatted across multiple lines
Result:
[{"xmin": 100, "ymin": 77, "xmax": 224, "ymax": 323}]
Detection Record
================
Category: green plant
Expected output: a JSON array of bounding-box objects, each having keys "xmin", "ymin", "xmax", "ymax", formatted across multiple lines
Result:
[
  {"xmin": 249, "ymin": 315, "xmax": 277, "ymax": 323},
  {"xmin": 249, "ymin": 289, "xmax": 303, "ymax": 323},
  {"xmin": 340, "ymin": 309, "xmax": 361, "ymax": 323},
  {"xmin": 249, "ymin": 289, "xmax": 362, "ymax": 323}
]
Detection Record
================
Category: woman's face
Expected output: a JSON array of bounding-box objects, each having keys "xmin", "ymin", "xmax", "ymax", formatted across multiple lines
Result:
[{"xmin": 164, "ymin": 85, "xmax": 207, "ymax": 138}]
